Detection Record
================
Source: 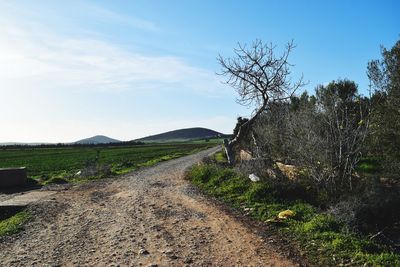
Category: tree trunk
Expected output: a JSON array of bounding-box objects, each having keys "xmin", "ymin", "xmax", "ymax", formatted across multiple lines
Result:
[
  {"xmin": 224, "ymin": 104, "xmax": 267, "ymax": 166},
  {"xmin": 223, "ymin": 139, "xmax": 236, "ymax": 165}
]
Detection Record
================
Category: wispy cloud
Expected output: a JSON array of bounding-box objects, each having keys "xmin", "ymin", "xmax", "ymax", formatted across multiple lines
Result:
[
  {"xmin": 0, "ymin": 18, "xmax": 225, "ymax": 96},
  {"xmin": 83, "ymin": 3, "xmax": 160, "ymax": 32},
  {"xmin": 0, "ymin": 1, "xmax": 234, "ymax": 142}
]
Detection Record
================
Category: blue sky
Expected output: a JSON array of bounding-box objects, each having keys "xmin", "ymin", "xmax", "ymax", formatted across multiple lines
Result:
[{"xmin": 0, "ymin": 0, "xmax": 399, "ymax": 142}]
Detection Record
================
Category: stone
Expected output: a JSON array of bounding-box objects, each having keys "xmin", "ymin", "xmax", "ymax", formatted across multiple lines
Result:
[
  {"xmin": 139, "ymin": 249, "xmax": 149, "ymax": 255},
  {"xmin": 249, "ymin": 173, "xmax": 260, "ymax": 182}
]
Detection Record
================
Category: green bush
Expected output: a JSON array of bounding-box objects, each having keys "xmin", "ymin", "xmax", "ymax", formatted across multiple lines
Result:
[
  {"xmin": 302, "ymin": 214, "xmax": 341, "ymax": 233},
  {"xmin": 208, "ymin": 168, "xmax": 236, "ymax": 187},
  {"xmin": 219, "ymin": 177, "xmax": 249, "ymax": 197},
  {"xmin": 189, "ymin": 164, "xmax": 214, "ymax": 184},
  {"xmin": 290, "ymin": 202, "xmax": 316, "ymax": 221}
]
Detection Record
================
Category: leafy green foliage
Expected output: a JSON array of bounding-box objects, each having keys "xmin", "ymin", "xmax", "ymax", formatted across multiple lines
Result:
[{"xmin": 367, "ymin": 40, "xmax": 400, "ymax": 176}]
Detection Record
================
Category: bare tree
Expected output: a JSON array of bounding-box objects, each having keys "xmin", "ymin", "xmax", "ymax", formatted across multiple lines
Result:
[
  {"xmin": 218, "ymin": 40, "xmax": 306, "ymax": 165},
  {"xmin": 314, "ymin": 81, "xmax": 371, "ymax": 194},
  {"xmin": 281, "ymin": 81, "xmax": 372, "ymax": 197}
]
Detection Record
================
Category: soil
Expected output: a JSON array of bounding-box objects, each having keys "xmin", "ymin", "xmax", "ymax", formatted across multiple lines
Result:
[{"xmin": 0, "ymin": 147, "xmax": 303, "ymax": 266}]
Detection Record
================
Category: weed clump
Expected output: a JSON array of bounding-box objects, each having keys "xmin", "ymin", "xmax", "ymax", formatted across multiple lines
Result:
[
  {"xmin": 43, "ymin": 177, "xmax": 68, "ymax": 185},
  {"xmin": 0, "ymin": 210, "xmax": 31, "ymax": 237},
  {"xmin": 302, "ymin": 214, "xmax": 341, "ymax": 233},
  {"xmin": 186, "ymin": 161, "xmax": 400, "ymax": 266}
]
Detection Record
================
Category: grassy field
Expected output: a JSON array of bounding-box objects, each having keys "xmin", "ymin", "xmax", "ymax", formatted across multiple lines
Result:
[{"xmin": 0, "ymin": 142, "xmax": 217, "ymax": 184}]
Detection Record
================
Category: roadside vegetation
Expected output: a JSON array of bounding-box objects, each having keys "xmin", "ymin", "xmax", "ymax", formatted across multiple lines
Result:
[
  {"xmin": 0, "ymin": 142, "xmax": 215, "ymax": 185},
  {"xmin": 186, "ymin": 39, "xmax": 400, "ymax": 265},
  {"xmin": 0, "ymin": 210, "xmax": 31, "ymax": 238},
  {"xmin": 187, "ymin": 155, "xmax": 399, "ymax": 266}
]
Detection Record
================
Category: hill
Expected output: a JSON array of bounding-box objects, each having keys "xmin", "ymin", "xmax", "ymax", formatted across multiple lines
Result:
[
  {"xmin": 137, "ymin": 127, "xmax": 229, "ymax": 143},
  {"xmin": 75, "ymin": 135, "xmax": 121, "ymax": 145}
]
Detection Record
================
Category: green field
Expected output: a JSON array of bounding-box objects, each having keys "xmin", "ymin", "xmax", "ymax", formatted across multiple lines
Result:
[{"xmin": 0, "ymin": 143, "xmax": 216, "ymax": 184}]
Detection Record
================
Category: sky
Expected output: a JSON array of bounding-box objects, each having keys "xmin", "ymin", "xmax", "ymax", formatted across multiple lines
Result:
[{"xmin": 0, "ymin": 0, "xmax": 399, "ymax": 143}]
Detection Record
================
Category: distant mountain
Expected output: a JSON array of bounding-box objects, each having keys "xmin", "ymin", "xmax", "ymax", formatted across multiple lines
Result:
[
  {"xmin": 137, "ymin": 127, "xmax": 229, "ymax": 142},
  {"xmin": 75, "ymin": 135, "xmax": 121, "ymax": 145}
]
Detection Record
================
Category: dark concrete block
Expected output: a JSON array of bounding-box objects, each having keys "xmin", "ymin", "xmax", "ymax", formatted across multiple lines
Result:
[{"xmin": 0, "ymin": 167, "xmax": 27, "ymax": 188}]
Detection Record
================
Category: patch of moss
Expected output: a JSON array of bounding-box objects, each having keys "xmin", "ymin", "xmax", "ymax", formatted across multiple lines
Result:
[
  {"xmin": 356, "ymin": 157, "xmax": 381, "ymax": 174},
  {"xmin": 0, "ymin": 210, "xmax": 31, "ymax": 237},
  {"xmin": 42, "ymin": 177, "xmax": 68, "ymax": 185},
  {"xmin": 214, "ymin": 151, "xmax": 227, "ymax": 163},
  {"xmin": 301, "ymin": 214, "xmax": 341, "ymax": 232}
]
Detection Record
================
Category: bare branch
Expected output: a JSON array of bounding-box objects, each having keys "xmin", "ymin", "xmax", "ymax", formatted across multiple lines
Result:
[{"xmin": 218, "ymin": 40, "xmax": 305, "ymax": 164}]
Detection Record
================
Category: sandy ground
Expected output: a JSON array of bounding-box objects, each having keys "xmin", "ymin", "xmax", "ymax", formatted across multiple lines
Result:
[{"xmin": 0, "ymin": 147, "xmax": 297, "ymax": 266}]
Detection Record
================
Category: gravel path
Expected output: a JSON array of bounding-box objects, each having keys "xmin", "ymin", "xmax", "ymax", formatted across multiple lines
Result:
[{"xmin": 0, "ymin": 147, "xmax": 296, "ymax": 266}]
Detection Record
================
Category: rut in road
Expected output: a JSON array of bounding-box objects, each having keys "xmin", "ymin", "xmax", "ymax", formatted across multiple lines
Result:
[{"xmin": 0, "ymin": 147, "xmax": 296, "ymax": 266}]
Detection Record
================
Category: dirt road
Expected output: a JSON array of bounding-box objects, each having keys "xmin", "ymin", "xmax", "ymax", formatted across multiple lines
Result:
[{"xmin": 0, "ymin": 147, "xmax": 296, "ymax": 266}]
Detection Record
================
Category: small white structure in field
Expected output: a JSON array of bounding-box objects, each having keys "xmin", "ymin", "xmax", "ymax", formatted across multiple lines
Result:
[{"xmin": 249, "ymin": 173, "xmax": 260, "ymax": 182}]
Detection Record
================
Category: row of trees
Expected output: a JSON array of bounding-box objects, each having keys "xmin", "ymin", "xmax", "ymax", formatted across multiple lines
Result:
[
  {"xmin": 220, "ymin": 39, "xmax": 400, "ymax": 200},
  {"xmin": 1, "ymin": 140, "xmax": 145, "ymax": 150},
  {"xmin": 252, "ymin": 81, "xmax": 370, "ymax": 198}
]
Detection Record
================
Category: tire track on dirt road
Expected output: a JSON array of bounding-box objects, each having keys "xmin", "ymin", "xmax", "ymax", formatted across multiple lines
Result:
[{"xmin": 0, "ymin": 146, "xmax": 297, "ymax": 266}]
